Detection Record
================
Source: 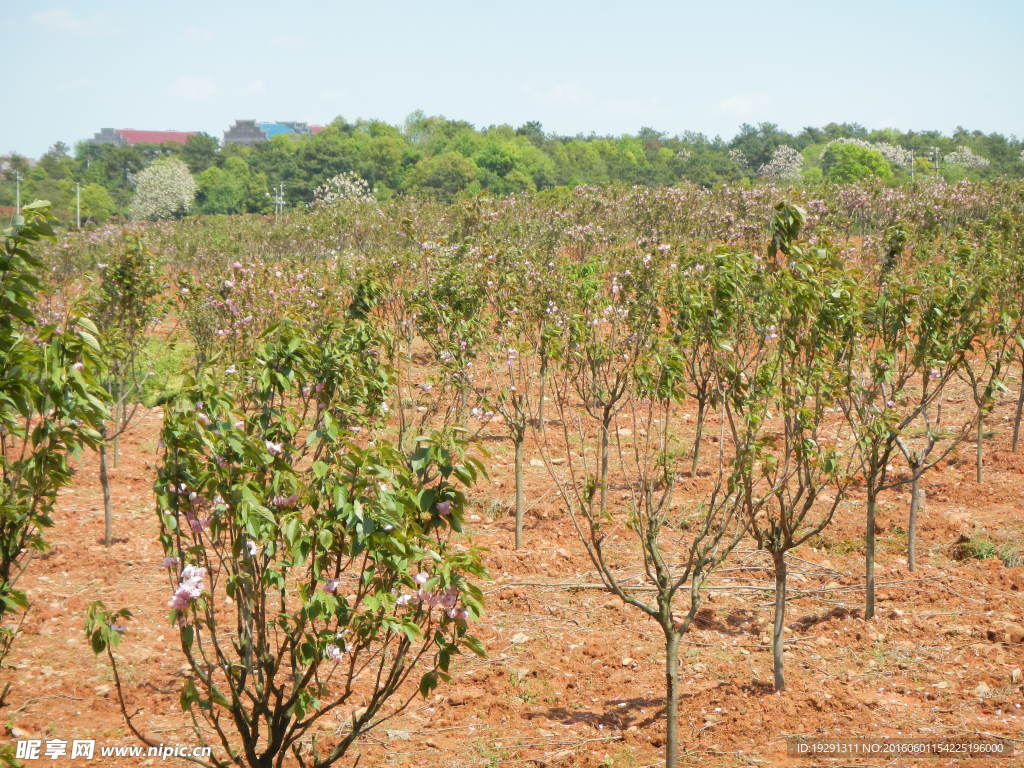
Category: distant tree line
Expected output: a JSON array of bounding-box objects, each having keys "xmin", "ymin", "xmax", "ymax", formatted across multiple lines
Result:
[{"xmin": 2, "ymin": 113, "xmax": 1023, "ymax": 222}]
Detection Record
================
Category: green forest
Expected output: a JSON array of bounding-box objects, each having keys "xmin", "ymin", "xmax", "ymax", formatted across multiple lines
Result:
[{"xmin": 3, "ymin": 112, "xmax": 1023, "ymax": 222}]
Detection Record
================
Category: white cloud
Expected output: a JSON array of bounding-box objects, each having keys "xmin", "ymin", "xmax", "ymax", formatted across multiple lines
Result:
[
  {"xmin": 271, "ymin": 34, "xmax": 305, "ymax": 48},
  {"xmin": 523, "ymin": 81, "xmax": 592, "ymax": 109},
  {"xmin": 169, "ymin": 75, "xmax": 218, "ymax": 102},
  {"xmin": 240, "ymin": 79, "xmax": 266, "ymax": 96},
  {"xmin": 184, "ymin": 25, "xmax": 214, "ymax": 44},
  {"xmin": 717, "ymin": 93, "xmax": 771, "ymax": 116},
  {"xmin": 57, "ymin": 77, "xmax": 96, "ymax": 92},
  {"xmin": 32, "ymin": 8, "xmax": 88, "ymax": 34}
]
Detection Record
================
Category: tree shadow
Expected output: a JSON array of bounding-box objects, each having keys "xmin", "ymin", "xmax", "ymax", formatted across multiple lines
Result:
[
  {"xmin": 692, "ymin": 607, "xmax": 759, "ymax": 636},
  {"xmin": 738, "ymin": 680, "xmax": 777, "ymax": 696},
  {"xmin": 792, "ymin": 605, "xmax": 859, "ymax": 631},
  {"xmin": 530, "ymin": 695, "xmax": 668, "ymax": 730}
]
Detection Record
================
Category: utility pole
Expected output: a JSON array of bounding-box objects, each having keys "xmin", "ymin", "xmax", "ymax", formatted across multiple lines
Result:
[
  {"xmin": 14, "ymin": 170, "xmax": 21, "ymax": 215},
  {"xmin": 76, "ymin": 182, "xmax": 81, "ymax": 228},
  {"xmin": 273, "ymin": 183, "xmax": 285, "ymax": 215}
]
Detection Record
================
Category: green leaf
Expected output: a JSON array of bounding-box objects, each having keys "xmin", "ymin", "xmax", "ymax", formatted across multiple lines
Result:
[{"xmin": 419, "ymin": 670, "xmax": 438, "ymax": 697}]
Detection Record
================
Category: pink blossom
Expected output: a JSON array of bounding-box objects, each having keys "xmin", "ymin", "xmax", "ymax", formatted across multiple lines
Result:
[
  {"xmin": 323, "ymin": 578, "xmax": 340, "ymax": 594},
  {"xmin": 272, "ymin": 493, "xmax": 298, "ymax": 508},
  {"xmin": 169, "ymin": 587, "xmax": 193, "ymax": 611},
  {"xmin": 414, "ymin": 572, "xmax": 430, "ymax": 586},
  {"xmin": 169, "ymin": 565, "xmax": 205, "ymax": 611},
  {"xmin": 265, "ymin": 440, "xmax": 284, "ymax": 456},
  {"xmin": 181, "ymin": 565, "xmax": 206, "ymax": 588},
  {"xmin": 162, "ymin": 556, "xmax": 180, "ymax": 568},
  {"xmin": 324, "ymin": 644, "xmax": 345, "ymax": 663},
  {"xmin": 436, "ymin": 500, "xmax": 451, "ymax": 517},
  {"xmin": 439, "ymin": 586, "xmax": 458, "ymax": 610},
  {"xmin": 186, "ymin": 511, "xmax": 209, "ymax": 532}
]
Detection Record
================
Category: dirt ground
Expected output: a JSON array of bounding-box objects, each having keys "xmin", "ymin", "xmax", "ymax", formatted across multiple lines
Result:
[{"xmin": 3, "ymin": 375, "xmax": 1024, "ymax": 768}]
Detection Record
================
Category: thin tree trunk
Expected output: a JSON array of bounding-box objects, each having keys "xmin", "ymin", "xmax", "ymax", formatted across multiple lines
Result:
[
  {"xmin": 458, "ymin": 381, "xmax": 468, "ymax": 425},
  {"xmin": 537, "ymin": 353, "xmax": 548, "ymax": 428},
  {"xmin": 865, "ymin": 485, "xmax": 877, "ymax": 620},
  {"xmin": 101, "ymin": 441, "xmax": 113, "ymax": 547},
  {"xmin": 395, "ymin": 385, "xmax": 406, "ymax": 451},
  {"xmin": 398, "ymin": 332, "xmax": 415, "ymax": 455},
  {"xmin": 908, "ymin": 469, "xmax": 923, "ymax": 572},
  {"xmin": 599, "ymin": 412, "xmax": 610, "ymax": 519},
  {"xmin": 405, "ymin": 330, "xmax": 414, "ymax": 387},
  {"xmin": 690, "ymin": 397, "xmax": 705, "ymax": 475},
  {"xmin": 975, "ymin": 412, "xmax": 984, "ymax": 484},
  {"xmin": 514, "ymin": 434, "xmax": 524, "ymax": 550},
  {"xmin": 112, "ymin": 383, "xmax": 121, "ymax": 468},
  {"xmin": 663, "ymin": 629, "xmax": 680, "ymax": 768},
  {"xmin": 1013, "ymin": 378, "xmax": 1024, "ymax": 453},
  {"xmin": 772, "ymin": 551, "xmax": 787, "ymax": 691}
]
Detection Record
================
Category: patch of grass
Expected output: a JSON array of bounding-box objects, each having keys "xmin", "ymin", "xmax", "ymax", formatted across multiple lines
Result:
[
  {"xmin": 879, "ymin": 526, "xmax": 908, "ymax": 555},
  {"xmin": 506, "ymin": 669, "xmax": 538, "ymax": 704},
  {"xmin": 864, "ymin": 641, "xmax": 891, "ymax": 676},
  {"xmin": 483, "ymin": 499, "xmax": 506, "ymax": 521},
  {"xmin": 472, "ymin": 740, "xmax": 508, "ymax": 768},
  {"xmin": 953, "ymin": 535, "xmax": 1022, "ymax": 567},
  {"xmin": 807, "ymin": 534, "xmax": 862, "ymax": 555},
  {"xmin": 139, "ymin": 337, "xmax": 194, "ymax": 405},
  {"xmin": 601, "ymin": 749, "xmax": 641, "ymax": 768}
]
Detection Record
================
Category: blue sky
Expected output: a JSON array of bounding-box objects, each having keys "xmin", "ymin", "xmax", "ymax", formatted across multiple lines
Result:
[{"xmin": 6, "ymin": 0, "xmax": 1022, "ymax": 157}]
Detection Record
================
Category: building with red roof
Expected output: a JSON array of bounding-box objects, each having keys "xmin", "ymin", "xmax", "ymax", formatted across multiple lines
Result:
[{"xmin": 89, "ymin": 128, "xmax": 198, "ymax": 146}]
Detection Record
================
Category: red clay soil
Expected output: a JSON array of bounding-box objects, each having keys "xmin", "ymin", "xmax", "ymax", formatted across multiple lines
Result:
[{"xmin": 3, "ymin": 387, "xmax": 1024, "ymax": 767}]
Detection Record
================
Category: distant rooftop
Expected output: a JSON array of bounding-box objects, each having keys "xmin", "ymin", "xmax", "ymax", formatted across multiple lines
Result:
[
  {"xmin": 224, "ymin": 120, "xmax": 323, "ymax": 145},
  {"xmin": 89, "ymin": 128, "xmax": 198, "ymax": 146}
]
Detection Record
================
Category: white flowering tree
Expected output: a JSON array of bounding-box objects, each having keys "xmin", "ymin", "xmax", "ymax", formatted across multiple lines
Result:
[
  {"xmin": 758, "ymin": 145, "xmax": 804, "ymax": 182},
  {"xmin": 944, "ymin": 146, "xmax": 990, "ymax": 170},
  {"xmin": 728, "ymin": 147, "xmax": 749, "ymax": 170},
  {"xmin": 874, "ymin": 142, "xmax": 914, "ymax": 169},
  {"xmin": 311, "ymin": 171, "xmax": 375, "ymax": 208},
  {"xmin": 821, "ymin": 138, "xmax": 913, "ymax": 175},
  {"xmin": 129, "ymin": 157, "xmax": 197, "ymax": 220}
]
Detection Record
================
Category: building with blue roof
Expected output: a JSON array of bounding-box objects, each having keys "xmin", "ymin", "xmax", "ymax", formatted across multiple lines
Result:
[{"xmin": 224, "ymin": 120, "xmax": 323, "ymax": 145}]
